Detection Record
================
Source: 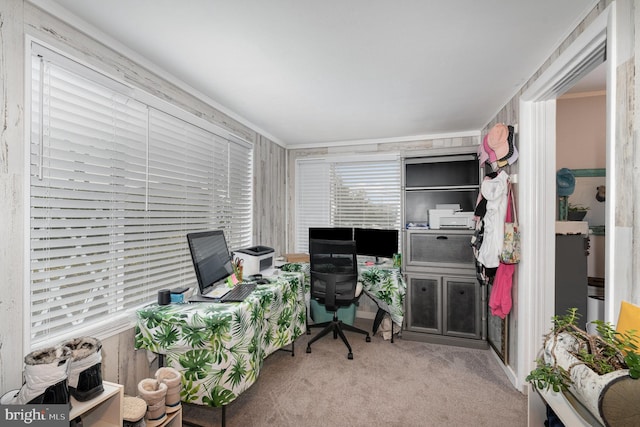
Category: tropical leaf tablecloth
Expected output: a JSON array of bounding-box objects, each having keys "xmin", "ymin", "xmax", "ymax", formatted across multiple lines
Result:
[
  {"xmin": 280, "ymin": 262, "xmax": 406, "ymax": 328},
  {"xmin": 135, "ymin": 271, "xmax": 306, "ymax": 407}
]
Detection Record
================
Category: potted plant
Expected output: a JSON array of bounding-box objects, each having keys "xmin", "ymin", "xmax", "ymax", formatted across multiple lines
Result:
[
  {"xmin": 567, "ymin": 203, "xmax": 589, "ymax": 221},
  {"xmin": 527, "ymin": 309, "xmax": 640, "ymax": 426}
]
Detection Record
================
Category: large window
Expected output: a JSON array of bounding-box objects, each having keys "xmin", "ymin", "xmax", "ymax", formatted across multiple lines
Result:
[
  {"xmin": 29, "ymin": 43, "xmax": 252, "ymax": 347},
  {"xmin": 295, "ymin": 156, "xmax": 401, "ymax": 253}
]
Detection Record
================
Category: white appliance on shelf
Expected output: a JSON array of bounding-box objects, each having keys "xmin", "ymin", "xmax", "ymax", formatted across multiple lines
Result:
[{"xmin": 429, "ymin": 206, "xmax": 475, "ymax": 229}]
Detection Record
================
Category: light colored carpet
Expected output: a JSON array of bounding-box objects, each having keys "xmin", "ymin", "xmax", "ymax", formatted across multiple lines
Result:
[{"xmin": 182, "ymin": 320, "xmax": 527, "ymax": 427}]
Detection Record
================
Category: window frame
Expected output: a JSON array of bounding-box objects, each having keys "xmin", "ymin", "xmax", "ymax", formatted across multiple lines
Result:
[{"xmin": 25, "ymin": 40, "xmax": 253, "ymax": 349}]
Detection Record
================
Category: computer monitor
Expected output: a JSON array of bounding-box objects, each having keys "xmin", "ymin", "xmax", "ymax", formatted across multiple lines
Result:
[
  {"xmin": 186, "ymin": 230, "xmax": 234, "ymax": 296},
  {"xmin": 308, "ymin": 227, "xmax": 353, "ymax": 242},
  {"xmin": 354, "ymin": 228, "xmax": 399, "ymax": 263}
]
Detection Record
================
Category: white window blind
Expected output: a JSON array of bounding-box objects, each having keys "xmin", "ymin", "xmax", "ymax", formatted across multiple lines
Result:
[
  {"xmin": 29, "ymin": 44, "xmax": 252, "ymax": 346},
  {"xmin": 295, "ymin": 157, "xmax": 401, "ymax": 253},
  {"xmin": 295, "ymin": 160, "xmax": 330, "ymax": 252}
]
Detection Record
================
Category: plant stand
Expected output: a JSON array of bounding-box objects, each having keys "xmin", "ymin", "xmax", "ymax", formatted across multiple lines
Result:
[{"xmin": 544, "ymin": 332, "xmax": 640, "ymax": 426}]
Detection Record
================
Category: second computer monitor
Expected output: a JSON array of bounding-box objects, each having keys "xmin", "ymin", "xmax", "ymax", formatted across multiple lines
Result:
[
  {"xmin": 354, "ymin": 228, "xmax": 398, "ymax": 261},
  {"xmin": 308, "ymin": 227, "xmax": 353, "ymax": 242}
]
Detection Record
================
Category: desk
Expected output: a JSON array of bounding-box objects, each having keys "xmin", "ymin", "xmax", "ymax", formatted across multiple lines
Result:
[
  {"xmin": 135, "ymin": 271, "xmax": 306, "ymax": 409},
  {"xmin": 280, "ymin": 262, "xmax": 406, "ymax": 335}
]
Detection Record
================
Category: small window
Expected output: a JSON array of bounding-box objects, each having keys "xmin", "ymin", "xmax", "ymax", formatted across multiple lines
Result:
[{"xmin": 295, "ymin": 156, "xmax": 401, "ymax": 253}]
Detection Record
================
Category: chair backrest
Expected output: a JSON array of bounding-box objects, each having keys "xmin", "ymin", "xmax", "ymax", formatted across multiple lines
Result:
[{"xmin": 309, "ymin": 239, "xmax": 358, "ymax": 312}]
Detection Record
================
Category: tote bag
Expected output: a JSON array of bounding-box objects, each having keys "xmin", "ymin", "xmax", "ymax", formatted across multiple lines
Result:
[{"xmin": 500, "ymin": 183, "xmax": 520, "ymax": 264}]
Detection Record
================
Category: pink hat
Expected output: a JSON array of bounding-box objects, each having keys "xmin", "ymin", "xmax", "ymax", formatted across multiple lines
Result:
[
  {"xmin": 487, "ymin": 124, "xmax": 509, "ymax": 160},
  {"xmin": 478, "ymin": 135, "xmax": 489, "ymax": 165},
  {"xmin": 483, "ymin": 134, "xmax": 497, "ymax": 163}
]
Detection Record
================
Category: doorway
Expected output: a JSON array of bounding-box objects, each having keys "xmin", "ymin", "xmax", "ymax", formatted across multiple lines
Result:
[{"xmin": 556, "ymin": 76, "xmax": 607, "ymax": 333}]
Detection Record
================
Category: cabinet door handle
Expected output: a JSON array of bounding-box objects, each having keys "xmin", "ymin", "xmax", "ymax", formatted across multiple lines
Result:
[{"xmin": 436, "ymin": 236, "xmax": 448, "ymax": 240}]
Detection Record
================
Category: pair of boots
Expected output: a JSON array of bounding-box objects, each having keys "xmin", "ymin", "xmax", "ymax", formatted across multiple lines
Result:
[
  {"xmin": 137, "ymin": 367, "xmax": 181, "ymax": 426},
  {"xmin": 0, "ymin": 337, "xmax": 103, "ymax": 406}
]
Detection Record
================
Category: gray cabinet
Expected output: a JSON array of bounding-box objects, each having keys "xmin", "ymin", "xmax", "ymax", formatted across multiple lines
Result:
[
  {"xmin": 407, "ymin": 273, "xmax": 441, "ymax": 333},
  {"xmin": 443, "ymin": 275, "xmax": 482, "ymax": 339},
  {"xmin": 555, "ymin": 234, "xmax": 589, "ymax": 330},
  {"xmin": 407, "ymin": 272, "xmax": 482, "ymax": 339},
  {"xmin": 406, "ymin": 229, "xmax": 476, "ymax": 268},
  {"xmin": 402, "ymin": 151, "xmax": 486, "ymax": 348}
]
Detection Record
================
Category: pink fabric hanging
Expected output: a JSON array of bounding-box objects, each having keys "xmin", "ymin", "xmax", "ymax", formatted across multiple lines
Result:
[
  {"xmin": 489, "ymin": 262, "xmax": 515, "ymax": 319},
  {"xmin": 489, "ymin": 182, "xmax": 516, "ymax": 319}
]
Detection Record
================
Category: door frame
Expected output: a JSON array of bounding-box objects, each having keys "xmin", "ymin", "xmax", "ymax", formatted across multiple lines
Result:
[{"xmin": 516, "ymin": 3, "xmax": 617, "ymax": 390}]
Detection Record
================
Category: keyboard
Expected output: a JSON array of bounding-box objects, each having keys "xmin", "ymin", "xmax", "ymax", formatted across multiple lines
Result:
[{"xmin": 220, "ymin": 282, "xmax": 257, "ymax": 303}]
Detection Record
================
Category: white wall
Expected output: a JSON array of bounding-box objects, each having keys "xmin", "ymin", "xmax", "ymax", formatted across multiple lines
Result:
[
  {"xmin": 557, "ymin": 94, "xmax": 607, "ymax": 169},
  {"xmin": 0, "ymin": 0, "xmax": 27, "ymax": 397}
]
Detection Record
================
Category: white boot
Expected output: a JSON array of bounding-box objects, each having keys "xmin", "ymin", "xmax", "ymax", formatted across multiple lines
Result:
[
  {"xmin": 155, "ymin": 367, "xmax": 181, "ymax": 413},
  {"xmin": 0, "ymin": 345, "xmax": 71, "ymax": 405},
  {"xmin": 137, "ymin": 378, "xmax": 167, "ymax": 427}
]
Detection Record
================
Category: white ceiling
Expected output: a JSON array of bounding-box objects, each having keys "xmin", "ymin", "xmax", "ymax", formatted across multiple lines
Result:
[{"xmin": 34, "ymin": 0, "xmax": 599, "ymax": 147}]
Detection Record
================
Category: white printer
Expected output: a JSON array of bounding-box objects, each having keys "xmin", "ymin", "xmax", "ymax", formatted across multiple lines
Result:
[
  {"xmin": 429, "ymin": 204, "xmax": 475, "ymax": 229},
  {"xmin": 233, "ymin": 246, "xmax": 275, "ymax": 276}
]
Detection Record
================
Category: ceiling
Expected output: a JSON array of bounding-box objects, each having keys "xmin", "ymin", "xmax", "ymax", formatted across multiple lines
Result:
[{"xmin": 34, "ymin": 0, "xmax": 599, "ymax": 147}]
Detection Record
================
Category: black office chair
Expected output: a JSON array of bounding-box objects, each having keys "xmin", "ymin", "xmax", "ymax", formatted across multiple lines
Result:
[{"xmin": 306, "ymin": 239, "xmax": 371, "ymax": 359}]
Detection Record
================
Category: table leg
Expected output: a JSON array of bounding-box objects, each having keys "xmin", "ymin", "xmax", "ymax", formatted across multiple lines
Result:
[
  {"xmin": 278, "ymin": 340, "xmax": 296, "ymax": 357},
  {"xmin": 372, "ymin": 308, "xmax": 386, "ymax": 335},
  {"xmin": 391, "ymin": 321, "xmax": 394, "ymax": 344},
  {"xmin": 372, "ymin": 308, "xmax": 396, "ymax": 343}
]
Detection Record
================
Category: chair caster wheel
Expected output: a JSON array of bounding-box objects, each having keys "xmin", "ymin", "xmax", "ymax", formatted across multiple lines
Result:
[
  {"xmin": 306, "ymin": 346, "xmax": 311, "ymax": 353},
  {"xmin": 366, "ymin": 336, "xmax": 371, "ymax": 342},
  {"xmin": 348, "ymin": 353, "xmax": 353, "ymax": 360}
]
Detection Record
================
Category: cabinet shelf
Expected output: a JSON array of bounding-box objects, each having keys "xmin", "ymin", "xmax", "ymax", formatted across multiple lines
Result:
[
  {"xmin": 69, "ymin": 381, "xmax": 182, "ymax": 427},
  {"xmin": 405, "ymin": 185, "xmax": 478, "ymax": 191},
  {"xmin": 163, "ymin": 409, "xmax": 183, "ymax": 427},
  {"xmin": 70, "ymin": 381, "xmax": 123, "ymax": 427}
]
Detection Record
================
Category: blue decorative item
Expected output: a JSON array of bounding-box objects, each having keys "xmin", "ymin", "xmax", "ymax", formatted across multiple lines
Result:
[{"xmin": 556, "ymin": 168, "xmax": 576, "ymax": 197}]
